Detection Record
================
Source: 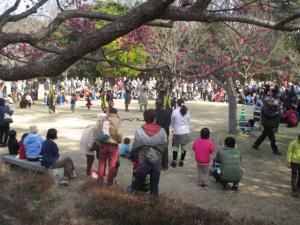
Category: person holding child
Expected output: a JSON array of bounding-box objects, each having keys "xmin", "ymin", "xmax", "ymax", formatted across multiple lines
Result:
[
  {"xmin": 131, "ymin": 109, "xmax": 168, "ymax": 196},
  {"xmin": 80, "ymin": 113, "xmax": 108, "ymax": 178},
  {"xmin": 287, "ymin": 134, "xmax": 300, "ymax": 197},
  {"xmin": 41, "ymin": 128, "xmax": 76, "ymax": 186},
  {"xmin": 213, "ymin": 137, "xmax": 243, "ymax": 191},
  {"xmin": 98, "ymin": 108, "xmax": 123, "ymax": 186},
  {"xmin": 192, "ymin": 128, "xmax": 215, "ymax": 190}
]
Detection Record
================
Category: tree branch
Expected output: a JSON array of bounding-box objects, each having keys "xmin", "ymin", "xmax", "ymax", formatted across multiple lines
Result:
[
  {"xmin": 0, "ymin": 0, "xmax": 175, "ymax": 80},
  {"xmin": 0, "ymin": 0, "xmax": 21, "ymax": 29},
  {"xmin": 159, "ymin": 6, "xmax": 300, "ymax": 31}
]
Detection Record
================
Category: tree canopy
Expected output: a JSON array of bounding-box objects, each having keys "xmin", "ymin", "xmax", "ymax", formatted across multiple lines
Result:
[{"xmin": 1, "ymin": 0, "xmax": 300, "ymax": 80}]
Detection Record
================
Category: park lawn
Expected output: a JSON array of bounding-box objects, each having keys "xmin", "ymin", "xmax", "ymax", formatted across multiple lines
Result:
[{"xmin": 0, "ymin": 99, "xmax": 298, "ymax": 225}]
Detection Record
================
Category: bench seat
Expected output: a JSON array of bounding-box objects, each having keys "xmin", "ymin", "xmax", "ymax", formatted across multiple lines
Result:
[{"xmin": 0, "ymin": 154, "xmax": 64, "ymax": 178}]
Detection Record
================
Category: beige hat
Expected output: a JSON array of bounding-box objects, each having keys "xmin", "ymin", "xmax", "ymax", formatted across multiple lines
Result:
[{"xmin": 29, "ymin": 125, "xmax": 38, "ymax": 134}]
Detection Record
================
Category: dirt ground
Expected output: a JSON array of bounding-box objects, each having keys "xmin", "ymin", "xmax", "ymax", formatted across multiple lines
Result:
[{"xmin": 1, "ymin": 98, "xmax": 299, "ymax": 225}]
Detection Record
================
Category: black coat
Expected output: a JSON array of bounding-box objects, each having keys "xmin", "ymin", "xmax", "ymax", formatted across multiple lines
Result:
[
  {"xmin": 156, "ymin": 108, "xmax": 172, "ymax": 137},
  {"xmin": 261, "ymin": 104, "xmax": 280, "ymax": 128}
]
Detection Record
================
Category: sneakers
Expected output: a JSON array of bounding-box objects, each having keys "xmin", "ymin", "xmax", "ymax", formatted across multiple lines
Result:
[
  {"xmin": 232, "ymin": 185, "xmax": 239, "ymax": 191},
  {"xmin": 273, "ymin": 151, "xmax": 282, "ymax": 156},
  {"xmin": 201, "ymin": 184, "xmax": 208, "ymax": 190},
  {"xmin": 179, "ymin": 161, "xmax": 184, "ymax": 167},
  {"xmin": 90, "ymin": 171, "xmax": 98, "ymax": 179},
  {"xmin": 171, "ymin": 161, "xmax": 177, "ymax": 168},
  {"xmin": 59, "ymin": 179, "xmax": 70, "ymax": 186},
  {"xmin": 70, "ymin": 171, "xmax": 77, "ymax": 179},
  {"xmin": 223, "ymin": 184, "xmax": 231, "ymax": 191}
]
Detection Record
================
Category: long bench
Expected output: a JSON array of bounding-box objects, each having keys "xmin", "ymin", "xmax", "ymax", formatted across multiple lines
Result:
[{"xmin": 0, "ymin": 153, "xmax": 64, "ymax": 178}]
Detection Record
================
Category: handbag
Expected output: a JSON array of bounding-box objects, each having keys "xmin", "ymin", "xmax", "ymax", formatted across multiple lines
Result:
[
  {"xmin": 4, "ymin": 113, "xmax": 13, "ymax": 123},
  {"xmin": 145, "ymin": 146, "xmax": 159, "ymax": 164}
]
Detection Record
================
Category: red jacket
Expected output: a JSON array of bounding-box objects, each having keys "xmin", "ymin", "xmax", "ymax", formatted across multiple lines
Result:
[
  {"xmin": 284, "ymin": 109, "xmax": 298, "ymax": 126},
  {"xmin": 18, "ymin": 141, "xmax": 26, "ymax": 159}
]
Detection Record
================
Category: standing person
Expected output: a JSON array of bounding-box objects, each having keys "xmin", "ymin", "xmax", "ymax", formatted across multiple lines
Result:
[
  {"xmin": 155, "ymin": 99, "xmax": 172, "ymax": 170},
  {"xmin": 32, "ymin": 79, "xmax": 39, "ymax": 101},
  {"xmin": 0, "ymin": 98, "xmax": 13, "ymax": 147},
  {"xmin": 170, "ymin": 99, "xmax": 190, "ymax": 167},
  {"xmin": 252, "ymin": 98, "xmax": 282, "ymax": 155},
  {"xmin": 10, "ymin": 81, "xmax": 17, "ymax": 103},
  {"xmin": 41, "ymin": 128, "xmax": 76, "ymax": 186},
  {"xmin": 124, "ymin": 81, "xmax": 132, "ymax": 111},
  {"xmin": 131, "ymin": 109, "xmax": 168, "ymax": 196},
  {"xmin": 192, "ymin": 128, "xmax": 215, "ymax": 189},
  {"xmin": 213, "ymin": 137, "xmax": 243, "ymax": 191},
  {"xmin": 70, "ymin": 92, "xmax": 78, "ymax": 113},
  {"xmin": 80, "ymin": 113, "xmax": 107, "ymax": 178},
  {"xmin": 98, "ymin": 108, "xmax": 123, "ymax": 185},
  {"xmin": 138, "ymin": 80, "xmax": 148, "ymax": 112},
  {"xmin": 287, "ymin": 134, "xmax": 300, "ymax": 197}
]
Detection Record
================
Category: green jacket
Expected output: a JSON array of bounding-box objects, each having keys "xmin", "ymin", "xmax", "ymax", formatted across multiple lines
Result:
[
  {"xmin": 216, "ymin": 148, "xmax": 243, "ymax": 183},
  {"xmin": 287, "ymin": 140, "xmax": 300, "ymax": 164}
]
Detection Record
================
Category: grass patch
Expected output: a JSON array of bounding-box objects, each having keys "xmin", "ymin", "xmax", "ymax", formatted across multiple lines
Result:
[
  {"xmin": 0, "ymin": 165, "xmax": 58, "ymax": 225},
  {"xmin": 79, "ymin": 181, "xmax": 275, "ymax": 225}
]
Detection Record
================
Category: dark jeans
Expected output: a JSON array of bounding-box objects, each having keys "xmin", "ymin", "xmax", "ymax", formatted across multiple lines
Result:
[
  {"xmin": 253, "ymin": 126, "xmax": 279, "ymax": 152},
  {"xmin": 0, "ymin": 123, "xmax": 10, "ymax": 145},
  {"xmin": 213, "ymin": 171, "xmax": 239, "ymax": 187},
  {"xmin": 132, "ymin": 160, "xmax": 161, "ymax": 196},
  {"xmin": 291, "ymin": 163, "xmax": 300, "ymax": 193}
]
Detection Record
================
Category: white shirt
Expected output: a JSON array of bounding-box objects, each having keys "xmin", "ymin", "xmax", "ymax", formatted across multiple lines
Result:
[{"xmin": 171, "ymin": 107, "xmax": 190, "ymax": 135}]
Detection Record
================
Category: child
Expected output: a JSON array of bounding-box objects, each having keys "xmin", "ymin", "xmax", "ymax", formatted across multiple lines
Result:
[
  {"xmin": 192, "ymin": 128, "xmax": 215, "ymax": 189},
  {"xmin": 119, "ymin": 137, "xmax": 131, "ymax": 157},
  {"xmin": 7, "ymin": 130, "xmax": 19, "ymax": 155},
  {"xmin": 86, "ymin": 95, "xmax": 92, "ymax": 110},
  {"xmin": 70, "ymin": 93, "xmax": 78, "ymax": 113},
  {"xmin": 287, "ymin": 134, "xmax": 300, "ymax": 198},
  {"xmin": 18, "ymin": 133, "xmax": 29, "ymax": 159}
]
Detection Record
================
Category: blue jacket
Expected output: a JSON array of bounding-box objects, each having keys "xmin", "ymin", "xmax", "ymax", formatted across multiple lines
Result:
[
  {"xmin": 41, "ymin": 139, "xmax": 59, "ymax": 168},
  {"xmin": 24, "ymin": 134, "xmax": 44, "ymax": 158}
]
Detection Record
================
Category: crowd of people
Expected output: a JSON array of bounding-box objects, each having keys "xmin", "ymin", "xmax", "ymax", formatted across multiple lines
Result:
[{"xmin": 0, "ymin": 76, "xmax": 299, "ymax": 198}]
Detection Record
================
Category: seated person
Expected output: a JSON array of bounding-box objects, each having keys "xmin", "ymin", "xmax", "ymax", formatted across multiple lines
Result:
[
  {"xmin": 41, "ymin": 128, "xmax": 76, "ymax": 186},
  {"xmin": 19, "ymin": 94, "xmax": 32, "ymax": 108},
  {"xmin": 18, "ymin": 133, "xmax": 29, "ymax": 159},
  {"xmin": 213, "ymin": 137, "xmax": 243, "ymax": 191},
  {"xmin": 281, "ymin": 106, "xmax": 298, "ymax": 127},
  {"xmin": 24, "ymin": 125, "xmax": 44, "ymax": 161},
  {"xmin": 119, "ymin": 137, "xmax": 131, "ymax": 157},
  {"xmin": 7, "ymin": 130, "xmax": 19, "ymax": 155}
]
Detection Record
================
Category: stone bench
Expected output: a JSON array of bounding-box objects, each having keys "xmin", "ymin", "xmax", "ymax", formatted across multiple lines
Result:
[{"xmin": 0, "ymin": 153, "xmax": 64, "ymax": 178}]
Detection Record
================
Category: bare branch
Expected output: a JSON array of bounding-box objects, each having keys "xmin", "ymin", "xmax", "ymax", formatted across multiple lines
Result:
[
  {"xmin": 0, "ymin": 0, "xmax": 21, "ymax": 29},
  {"xmin": 159, "ymin": 6, "xmax": 300, "ymax": 31}
]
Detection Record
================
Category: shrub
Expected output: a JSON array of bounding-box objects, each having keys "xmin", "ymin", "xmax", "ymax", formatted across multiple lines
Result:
[{"xmin": 80, "ymin": 182, "xmax": 274, "ymax": 225}]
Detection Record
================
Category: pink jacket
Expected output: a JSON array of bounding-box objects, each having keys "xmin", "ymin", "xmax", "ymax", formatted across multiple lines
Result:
[{"xmin": 192, "ymin": 138, "xmax": 215, "ymax": 164}]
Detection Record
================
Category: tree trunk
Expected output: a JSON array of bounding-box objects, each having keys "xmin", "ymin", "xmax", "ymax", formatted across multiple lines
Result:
[{"xmin": 226, "ymin": 76, "xmax": 238, "ymax": 134}]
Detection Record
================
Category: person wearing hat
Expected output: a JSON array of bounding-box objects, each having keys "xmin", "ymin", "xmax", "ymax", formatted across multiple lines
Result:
[
  {"xmin": 80, "ymin": 113, "xmax": 108, "ymax": 178},
  {"xmin": 24, "ymin": 125, "xmax": 44, "ymax": 161}
]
